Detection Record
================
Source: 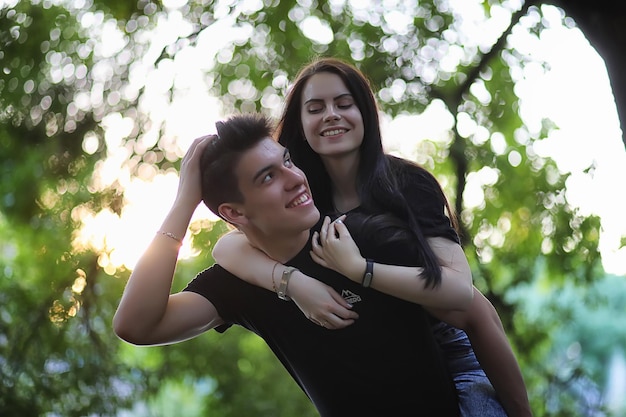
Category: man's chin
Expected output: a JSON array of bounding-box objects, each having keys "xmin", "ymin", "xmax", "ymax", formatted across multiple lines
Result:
[
  {"xmin": 299, "ymin": 209, "xmax": 321, "ymax": 231},
  {"xmin": 310, "ymin": 209, "xmax": 321, "ymax": 225}
]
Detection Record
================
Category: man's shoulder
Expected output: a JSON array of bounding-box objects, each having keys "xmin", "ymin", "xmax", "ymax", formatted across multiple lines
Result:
[
  {"xmin": 184, "ymin": 264, "xmax": 245, "ymax": 294},
  {"xmin": 198, "ymin": 264, "xmax": 232, "ymax": 278}
]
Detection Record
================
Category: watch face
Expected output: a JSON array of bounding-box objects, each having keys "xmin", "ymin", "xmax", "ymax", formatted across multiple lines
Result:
[
  {"xmin": 362, "ymin": 260, "xmax": 373, "ymax": 287},
  {"xmin": 363, "ymin": 273, "xmax": 372, "ymax": 288},
  {"xmin": 278, "ymin": 267, "xmax": 296, "ymax": 300}
]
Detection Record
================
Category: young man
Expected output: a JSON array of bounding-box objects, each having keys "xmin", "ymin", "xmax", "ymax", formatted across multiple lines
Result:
[{"xmin": 113, "ymin": 113, "xmax": 459, "ymax": 416}]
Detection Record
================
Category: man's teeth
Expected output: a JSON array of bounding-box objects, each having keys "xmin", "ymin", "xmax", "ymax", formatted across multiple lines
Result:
[{"xmin": 288, "ymin": 194, "xmax": 309, "ymax": 207}]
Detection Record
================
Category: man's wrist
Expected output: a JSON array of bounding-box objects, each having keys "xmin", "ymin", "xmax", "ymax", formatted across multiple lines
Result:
[{"xmin": 170, "ymin": 198, "xmax": 199, "ymax": 220}]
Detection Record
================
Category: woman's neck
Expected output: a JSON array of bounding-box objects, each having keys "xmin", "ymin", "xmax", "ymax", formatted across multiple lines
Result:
[{"xmin": 321, "ymin": 153, "xmax": 361, "ymax": 213}]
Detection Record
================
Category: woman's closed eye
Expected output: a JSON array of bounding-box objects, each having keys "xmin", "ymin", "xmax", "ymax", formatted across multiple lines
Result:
[{"xmin": 307, "ymin": 105, "xmax": 324, "ymax": 114}]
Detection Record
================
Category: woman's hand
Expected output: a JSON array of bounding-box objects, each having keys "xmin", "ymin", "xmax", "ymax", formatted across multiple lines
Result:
[
  {"xmin": 287, "ymin": 271, "xmax": 359, "ymax": 329},
  {"xmin": 310, "ymin": 216, "xmax": 365, "ymax": 283},
  {"xmin": 213, "ymin": 229, "xmax": 358, "ymax": 329}
]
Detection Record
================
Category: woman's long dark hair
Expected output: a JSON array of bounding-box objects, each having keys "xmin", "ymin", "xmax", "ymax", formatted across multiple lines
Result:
[{"xmin": 277, "ymin": 57, "xmax": 458, "ymax": 288}]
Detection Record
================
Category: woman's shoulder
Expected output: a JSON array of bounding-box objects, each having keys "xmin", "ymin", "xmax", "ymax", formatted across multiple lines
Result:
[{"xmin": 385, "ymin": 154, "xmax": 442, "ymax": 193}]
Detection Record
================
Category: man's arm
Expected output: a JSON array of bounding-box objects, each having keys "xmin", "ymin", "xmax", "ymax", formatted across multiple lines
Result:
[
  {"xmin": 112, "ymin": 226, "xmax": 222, "ymax": 346},
  {"xmin": 428, "ymin": 288, "xmax": 533, "ymax": 417},
  {"xmin": 113, "ymin": 136, "xmax": 223, "ymax": 346}
]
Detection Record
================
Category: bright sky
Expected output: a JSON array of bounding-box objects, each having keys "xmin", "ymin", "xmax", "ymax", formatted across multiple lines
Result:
[{"xmin": 75, "ymin": 2, "xmax": 626, "ymax": 276}]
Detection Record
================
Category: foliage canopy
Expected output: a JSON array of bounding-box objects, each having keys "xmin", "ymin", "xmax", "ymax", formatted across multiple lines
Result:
[{"xmin": 1, "ymin": 1, "xmax": 622, "ymax": 416}]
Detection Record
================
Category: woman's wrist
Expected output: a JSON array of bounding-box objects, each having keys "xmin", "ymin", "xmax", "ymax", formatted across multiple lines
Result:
[
  {"xmin": 284, "ymin": 270, "xmax": 314, "ymax": 301},
  {"xmin": 346, "ymin": 257, "xmax": 367, "ymax": 283}
]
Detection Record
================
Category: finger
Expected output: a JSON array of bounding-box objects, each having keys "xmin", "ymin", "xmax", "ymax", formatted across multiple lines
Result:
[
  {"xmin": 309, "ymin": 250, "xmax": 327, "ymax": 267},
  {"xmin": 191, "ymin": 135, "xmax": 214, "ymax": 158},
  {"xmin": 183, "ymin": 135, "xmax": 212, "ymax": 164},
  {"xmin": 324, "ymin": 315, "xmax": 357, "ymax": 330},
  {"xmin": 327, "ymin": 318, "xmax": 356, "ymax": 329},
  {"xmin": 328, "ymin": 221, "xmax": 339, "ymax": 240},
  {"xmin": 328, "ymin": 304, "xmax": 360, "ymax": 321},
  {"xmin": 329, "ymin": 289, "xmax": 357, "ymax": 311},
  {"xmin": 310, "ymin": 233, "xmax": 324, "ymax": 256},
  {"xmin": 319, "ymin": 217, "xmax": 329, "ymax": 241},
  {"xmin": 311, "ymin": 231, "xmax": 319, "ymax": 248},
  {"xmin": 320, "ymin": 216, "xmax": 331, "ymax": 241},
  {"xmin": 333, "ymin": 218, "xmax": 352, "ymax": 239},
  {"xmin": 187, "ymin": 135, "xmax": 209, "ymax": 153},
  {"xmin": 309, "ymin": 317, "xmax": 322, "ymax": 327},
  {"xmin": 314, "ymin": 318, "xmax": 329, "ymax": 329}
]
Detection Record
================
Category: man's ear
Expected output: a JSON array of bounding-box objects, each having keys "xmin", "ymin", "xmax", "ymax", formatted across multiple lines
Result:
[{"xmin": 219, "ymin": 203, "xmax": 247, "ymax": 227}]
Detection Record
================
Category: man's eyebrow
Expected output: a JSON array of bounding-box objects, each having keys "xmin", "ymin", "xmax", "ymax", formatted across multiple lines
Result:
[
  {"xmin": 251, "ymin": 148, "xmax": 289, "ymax": 183},
  {"xmin": 303, "ymin": 93, "xmax": 353, "ymax": 105},
  {"xmin": 252, "ymin": 164, "xmax": 273, "ymax": 183}
]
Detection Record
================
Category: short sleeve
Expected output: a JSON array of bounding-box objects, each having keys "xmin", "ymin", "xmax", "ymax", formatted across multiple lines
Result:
[
  {"xmin": 396, "ymin": 160, "xmax": 459, "ymax": 243},
  {"xmin": 183, "ymin": 266, "xmax": 234, "ymax": 333}
]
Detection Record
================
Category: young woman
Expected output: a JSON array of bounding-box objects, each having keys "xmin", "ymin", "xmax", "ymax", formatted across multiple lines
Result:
[{"xmin": 213, "ymin": 58, "xmax": 532, "ymax": 417}]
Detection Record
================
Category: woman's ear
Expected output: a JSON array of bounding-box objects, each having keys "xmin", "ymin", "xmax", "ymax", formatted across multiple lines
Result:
[{"xmin": 218, "ymin": 203, "xmax": 247, "ymax": 227}]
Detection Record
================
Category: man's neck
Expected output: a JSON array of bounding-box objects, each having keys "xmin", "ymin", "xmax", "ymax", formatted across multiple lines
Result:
[{"xmin": 247, "ymin": 230, "xmax": 310, "ymax": 264}]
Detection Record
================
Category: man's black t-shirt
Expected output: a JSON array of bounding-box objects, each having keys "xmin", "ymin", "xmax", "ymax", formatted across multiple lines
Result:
[
  {"xmin": 185, "ymin": 239, "xmax": 458, "ymax": 415},
  {"xmin": 184, "ymin": 157, "xmax": 461, "ymax": 416}
]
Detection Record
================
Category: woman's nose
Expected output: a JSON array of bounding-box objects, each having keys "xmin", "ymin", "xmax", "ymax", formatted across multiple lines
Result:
[{"xmin": 323, "ymin": 106, "xmax": 341, "ymax": 121}]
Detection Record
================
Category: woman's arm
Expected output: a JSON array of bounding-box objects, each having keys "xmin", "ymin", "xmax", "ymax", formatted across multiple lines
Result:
[
  {"xmin": 212, "ymin": 231, "xmax": 358, "ymax": 328},
  {"xmin": 311, "ymin": 217, "xmax": 474, "ymax": 310},
  {"xmin": 428, "ymin": 289, "xmax": 533, "ymax": 417}
]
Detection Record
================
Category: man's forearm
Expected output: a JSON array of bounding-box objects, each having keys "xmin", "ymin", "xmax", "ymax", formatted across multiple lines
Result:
[{"xmin": 113, "ymin": 202, "xmax": 194, "ymax": 343}]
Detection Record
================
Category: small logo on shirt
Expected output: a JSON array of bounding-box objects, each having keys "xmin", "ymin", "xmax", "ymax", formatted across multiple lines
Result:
[{"xmin": 342, "ymin": 289, "xmax": 362, "ymax": 304}]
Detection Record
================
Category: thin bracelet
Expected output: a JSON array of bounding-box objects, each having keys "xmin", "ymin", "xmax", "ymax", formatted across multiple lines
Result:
[
  {"xmin": 271, "ymin": 261, "xmax": 280, "ymax": 294},
  {"xmin": 156, "ymin": 230, "xmax": 182, "ymax": 244}
]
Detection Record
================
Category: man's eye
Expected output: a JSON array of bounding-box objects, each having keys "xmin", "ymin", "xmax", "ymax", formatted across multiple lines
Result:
[
  {"xmin": 261, "ymin": 173, "xmax": 273, "ymax": 183},
  {"xmin": 284, "ymin": 157, "xmax": 293, "ymax": 168}
]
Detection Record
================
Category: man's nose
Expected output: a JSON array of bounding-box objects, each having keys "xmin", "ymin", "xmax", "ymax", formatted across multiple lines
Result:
[{"xmin": 283, "ymin": 166, "xmax": 305, "ymax": 188}]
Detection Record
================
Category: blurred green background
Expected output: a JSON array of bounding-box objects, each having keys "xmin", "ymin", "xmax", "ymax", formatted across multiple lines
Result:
[{"xmin": 1, "ymin": 1, "xmax": 625, "ymax": 416}]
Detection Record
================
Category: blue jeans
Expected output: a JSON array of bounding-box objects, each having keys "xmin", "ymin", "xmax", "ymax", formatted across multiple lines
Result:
[{"xmin": 432, "ymin": 321, "xmax": 508, "ymax": 417}]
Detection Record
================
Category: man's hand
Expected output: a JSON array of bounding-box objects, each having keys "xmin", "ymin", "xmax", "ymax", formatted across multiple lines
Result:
[{"xmin": 173, "ymin": 135, "xmax": 214, "ymax": 211}]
